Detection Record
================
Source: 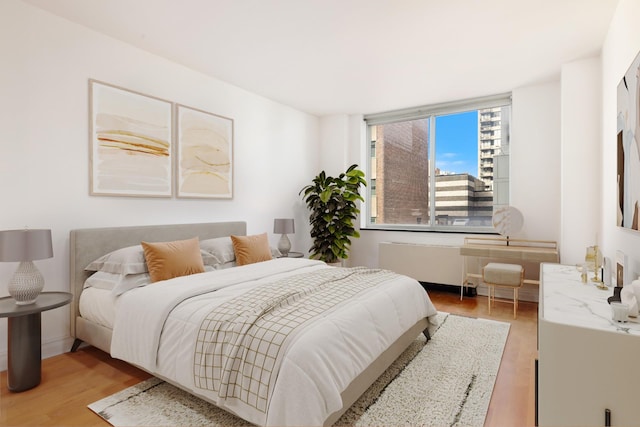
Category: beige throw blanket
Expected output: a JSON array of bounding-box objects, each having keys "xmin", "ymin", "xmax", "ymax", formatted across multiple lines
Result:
[{"xmin": 193, "ymin": 267, "xmax": 397, "ymax": 414}]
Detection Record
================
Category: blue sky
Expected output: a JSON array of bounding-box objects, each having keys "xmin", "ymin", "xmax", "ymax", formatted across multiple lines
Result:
[{"xmin": 435, "ymin": 111, "xmax": 478, "ymax": 175}]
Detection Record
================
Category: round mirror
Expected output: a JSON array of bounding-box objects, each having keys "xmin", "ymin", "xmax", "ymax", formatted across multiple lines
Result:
[{"xmin": 492, "ymin": 206, "xmax": 524, "ymax": 237}]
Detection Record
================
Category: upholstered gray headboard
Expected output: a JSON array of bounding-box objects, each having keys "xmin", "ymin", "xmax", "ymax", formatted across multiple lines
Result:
[{"xmin": 69, "ymin": 221, "xmax": 247, "ymax": 339}]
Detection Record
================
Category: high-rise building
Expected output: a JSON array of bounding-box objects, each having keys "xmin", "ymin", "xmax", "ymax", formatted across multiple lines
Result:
[{"xmin": 478, "ymin": 107, "xmax": 509, "ymax": 190}]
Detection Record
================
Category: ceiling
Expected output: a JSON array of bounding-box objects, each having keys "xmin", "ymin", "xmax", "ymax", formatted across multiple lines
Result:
[{"xmin": 23, "ymin": 0, "xmax": 620, "ymax": 116}]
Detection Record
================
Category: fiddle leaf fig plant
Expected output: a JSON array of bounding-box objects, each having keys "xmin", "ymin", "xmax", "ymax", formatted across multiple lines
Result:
[{"xmin": 300, "ymin": 164, "xmax": 366, "ymax": 263}]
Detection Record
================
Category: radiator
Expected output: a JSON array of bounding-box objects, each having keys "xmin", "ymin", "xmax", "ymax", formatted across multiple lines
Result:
[{"xmin": 378, "ymin": 242, "xmax": 463, "ymax": 286}]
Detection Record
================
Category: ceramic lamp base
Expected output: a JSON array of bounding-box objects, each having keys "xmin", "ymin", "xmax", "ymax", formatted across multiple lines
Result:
[
  {"xmin": 277, "ymin": 234, "xmax": 291, "ymax": 257},
  {"xmin": 8, "ymin": 261, "xmax": 44, "ymax": 305}
]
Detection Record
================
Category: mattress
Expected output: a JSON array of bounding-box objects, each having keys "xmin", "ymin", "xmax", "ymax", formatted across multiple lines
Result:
[
  {"xmin": 109, "ymin": 258, "xmax": 438, "ymax": 426},
  {"xmin": 78, "ymin": 287, "xmax": 116, "ymax": 329}
]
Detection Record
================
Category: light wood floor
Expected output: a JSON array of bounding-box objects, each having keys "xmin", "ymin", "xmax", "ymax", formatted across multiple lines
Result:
[{"xmin": 0, "ymin": 288, "xmax": 537, "ymax": 426}]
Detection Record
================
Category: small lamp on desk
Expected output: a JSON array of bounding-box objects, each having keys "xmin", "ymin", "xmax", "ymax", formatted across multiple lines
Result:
[
  {"xmin": 0, "ymin": 229, "xmax": 53, "ymax": 305},
  {"xmin": 273, "ymin": 218, "xmax": 295, "ymax": 257}
]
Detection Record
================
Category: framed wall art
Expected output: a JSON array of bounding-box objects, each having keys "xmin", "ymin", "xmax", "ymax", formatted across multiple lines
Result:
[
  {"xmin": 176, "ymin": 104, "xmax": 234, "ymax": 199},
  {"xmin": 617, "ymin": 50, "xmax": 640, "ymax": 229},
  {"xmin": 89, "ymin": 80, "xmax": 173, "ymax": 197}
]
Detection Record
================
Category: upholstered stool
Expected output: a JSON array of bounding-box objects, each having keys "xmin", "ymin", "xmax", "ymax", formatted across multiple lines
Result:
[{"xmin": 483, "ymin": 262, "xmax": 524, "ymax": 318}]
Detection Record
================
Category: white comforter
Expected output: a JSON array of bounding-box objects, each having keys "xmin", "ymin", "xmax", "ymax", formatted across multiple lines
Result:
[{"xmin": 111, "ymin": 258, "xmax": 438, "ymax": 426}]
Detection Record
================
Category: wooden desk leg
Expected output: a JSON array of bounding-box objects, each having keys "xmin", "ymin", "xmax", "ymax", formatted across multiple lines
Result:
[{"xmin": 7, "ymin": 313, "xmax": 41, "ymax": 392}]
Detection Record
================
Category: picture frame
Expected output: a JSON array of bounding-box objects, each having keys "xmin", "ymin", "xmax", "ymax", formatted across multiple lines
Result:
[
  {"xmin": 89, "ymin": 80, "xmax": 173, "ymax": 197},
  {"xmin": 616, "ymin": 249, "xmax": 632, "ymax": 286},
  {"xmin": 616, "ymin": 50, "xmax": 640, "ymax": 229},
  {"xmin": 176, "ymin": 104, "xmax": 234, "ymax": 199}
]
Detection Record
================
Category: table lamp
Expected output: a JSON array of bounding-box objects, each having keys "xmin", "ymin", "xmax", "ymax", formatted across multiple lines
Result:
[
  {"xmin": 273, "ymin": 218, "xmax": 295, "ymax": 257},
  {"xmin": 0, "ymin": 229, "xmax": 53, "ymax": 305}
]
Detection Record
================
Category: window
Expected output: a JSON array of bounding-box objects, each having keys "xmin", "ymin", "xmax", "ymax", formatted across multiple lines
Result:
[{"xmin": 364, "ymin": 94, "xmax": 511, "ymax": 232}]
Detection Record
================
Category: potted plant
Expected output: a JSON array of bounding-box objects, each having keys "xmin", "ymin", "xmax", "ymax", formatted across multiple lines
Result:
[{"xmin": 300, "ymin": 164, "xmax": 366, "ymax": 264}]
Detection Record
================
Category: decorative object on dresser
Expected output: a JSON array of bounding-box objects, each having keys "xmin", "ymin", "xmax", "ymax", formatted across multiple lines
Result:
[
  {"xmin": 0, "ymin": 229, "xmax": 53, "ymax": 305},
  {"xmin": 619, "ymin": 280, "xmax": 640, "ymax": 317},
  {"xmin": 299, "ymin": 164, "xmax": 366, "ymax": 263},
  {"xmin": 615, "ymin": 249, "xmax": 631, "ymax": 286},
  {"xmin": 273, "ymin": 218, "xmax": 295, "ymax": 256}
]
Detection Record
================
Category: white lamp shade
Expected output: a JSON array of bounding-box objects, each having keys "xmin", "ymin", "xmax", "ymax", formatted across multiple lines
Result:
[{"xmin": 0, "ymin": 229, "xmax": 53, "ymax": 262}]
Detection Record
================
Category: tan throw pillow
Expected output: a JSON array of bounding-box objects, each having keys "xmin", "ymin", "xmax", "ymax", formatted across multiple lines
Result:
[
  {"xmin": 230, "ymin": 233, "xmax": 273, "ymax": 266},
  {"xmin": 141, "ymin": 237, "xmax": 205, "ymax": 283}
]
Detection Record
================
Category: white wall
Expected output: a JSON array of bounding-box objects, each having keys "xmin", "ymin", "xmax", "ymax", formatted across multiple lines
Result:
[
  {"xmin": 560, "ymin": 57, "xmax": 602, "ymax": 265},
  {"xmin": 511, "ymin": 82, "xmax": 562, "ymax": 244},
  {"xmin": 319, "ymin": 115, "xmax": 350, "ymax": 177},
  {"xmin": 0, "ymin": 0, "xmax": 319, "ymax": 370},
  {"xmin": 601, "ymin": 0, "xmax": 640, "ymax": 280}
]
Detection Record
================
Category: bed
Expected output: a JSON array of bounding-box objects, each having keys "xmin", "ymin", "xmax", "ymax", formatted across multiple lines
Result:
[{"xmin": 69, "ymin": 222, "xmax": 438, "ymax": 426}]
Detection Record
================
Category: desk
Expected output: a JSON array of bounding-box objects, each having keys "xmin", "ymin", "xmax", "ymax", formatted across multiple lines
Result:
[
  {"xmin": 0, "ymin": 292, "xmax": 72, "ymax": 392},
  {"xmin": 459, "ymin": 237, "xmax": 559, "ymax": 298}
]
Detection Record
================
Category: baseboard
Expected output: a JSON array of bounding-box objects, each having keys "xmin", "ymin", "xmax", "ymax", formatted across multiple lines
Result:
[{"xmin": 0, "ymin": 335, "xmax": 74, "ymax": 373}]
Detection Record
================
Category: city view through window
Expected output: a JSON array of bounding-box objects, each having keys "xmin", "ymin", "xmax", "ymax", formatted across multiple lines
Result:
[{"xmin": 367, "ymin": 102, "xmax": 511, "ymax": 231}]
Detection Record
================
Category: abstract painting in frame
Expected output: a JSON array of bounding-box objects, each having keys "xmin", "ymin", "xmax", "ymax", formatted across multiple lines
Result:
[
  {"xmin": 176, "ymin": 104, "xmax": 234, "ymax": 199},
  {"xmin": 616, "ymin": 50, "xmax": 640, "ymax": 230},
  {"xmin": 89, "ymin": 80, "xmax": 173, "ymax": 197}
]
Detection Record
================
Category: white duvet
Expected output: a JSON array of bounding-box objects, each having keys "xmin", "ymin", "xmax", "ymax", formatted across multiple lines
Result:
[{"xmin": 111, "ymin": 258, "xmax": 438, "ymax": 426}]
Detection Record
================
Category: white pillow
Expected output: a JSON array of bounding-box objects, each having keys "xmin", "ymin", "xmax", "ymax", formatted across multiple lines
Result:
[
  {"xmin": 85, "ymin": 244, "xmax": 219, "ymax": 274},
  {"xmin": 84, "ymin": 267, "xmax": 215, "ymax": 296},
  {"xmin": 200, "ymin": 236, "xmax": 282, "ymax": 267},
  {"xmin": 85, "ymin": 245, "xmax": 147, "ymax": 274},
  {"xmin": 84, "ymin": 271, "xmax": 151, "ymax": 295},
  {"xmin": 84, "ymin": 271, "xmax": 123, "ymax": 290},
  {"xmin": 112, "ymin": 272, "xmax": 153, "ymax": 296},
  {"xmin": 215, "ymin": 261, "xmax": 237, "ymax": 270},
  {"xmin": 200, "ymin": 237, "xmax": 236, "ymax": 265}
]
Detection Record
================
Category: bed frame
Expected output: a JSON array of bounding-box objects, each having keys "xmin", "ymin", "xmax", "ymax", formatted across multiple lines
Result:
[
  {"xmin": 68, "ymin": 221, "xmax": 429, "ymax": 426},
  {"xmin": 69, "ymin": 221, "xmax": 247, "ymax": 352}
]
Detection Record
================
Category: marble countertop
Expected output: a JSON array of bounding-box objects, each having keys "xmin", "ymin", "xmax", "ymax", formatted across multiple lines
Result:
[{"xmin": 541, "ymin": 263, "xmax": 640, "ymax": 335}]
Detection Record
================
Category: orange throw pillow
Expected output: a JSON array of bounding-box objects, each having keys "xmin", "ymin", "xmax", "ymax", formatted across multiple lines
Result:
[
  {"xmin": 141, "ymin": 237, "xmax": 205, "ymax": 283},
  {"xmin": 230, "ymin": 233, "xmax": 273, "ymax": 266}
]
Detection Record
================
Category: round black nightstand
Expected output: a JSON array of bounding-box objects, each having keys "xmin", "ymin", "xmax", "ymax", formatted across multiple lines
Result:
[{"xmin": 0, "ymin": 292, "xmax": 72, "ymax": 392}]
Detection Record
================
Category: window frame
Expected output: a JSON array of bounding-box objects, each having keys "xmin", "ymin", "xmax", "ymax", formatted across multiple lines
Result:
[{"xmin": 362, "ymin": 93, "xmax": 512, "ymax": 233}]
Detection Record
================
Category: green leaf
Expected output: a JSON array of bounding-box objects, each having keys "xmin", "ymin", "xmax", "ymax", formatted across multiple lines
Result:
[{"xmin": 301, "ymin": 164, "xmax": 365, "ymax": 264}]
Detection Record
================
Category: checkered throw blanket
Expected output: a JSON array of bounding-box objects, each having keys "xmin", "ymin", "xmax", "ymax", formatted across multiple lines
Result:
[{"xmin": 193, "ymin": 267, "xmax": 397, "ymax": 413}]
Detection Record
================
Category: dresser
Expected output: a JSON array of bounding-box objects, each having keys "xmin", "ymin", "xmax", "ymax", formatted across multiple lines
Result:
[{"xmin": 538, "ymin": 263, "xmax": 640, "ymax": 426}]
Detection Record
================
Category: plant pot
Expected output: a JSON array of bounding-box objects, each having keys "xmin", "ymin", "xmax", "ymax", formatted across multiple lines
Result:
[{"xmin": 326, "ymin": 260, "xmax": 343, "ymax": 267}]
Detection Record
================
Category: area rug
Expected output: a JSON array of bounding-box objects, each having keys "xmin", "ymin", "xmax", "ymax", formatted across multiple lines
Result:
[{"xmin": 89, "ymin": 313, "xmax": 509, "ymax": 427}]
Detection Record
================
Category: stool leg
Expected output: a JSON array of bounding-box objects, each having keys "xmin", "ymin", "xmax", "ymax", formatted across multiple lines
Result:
[
  {"xmin": 487, "ymin": 284, "xmax": 495, "ymax": 314},
  {"xmin": 513, "ymin": 287, "xmax": 518, "ymax": 319}
]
